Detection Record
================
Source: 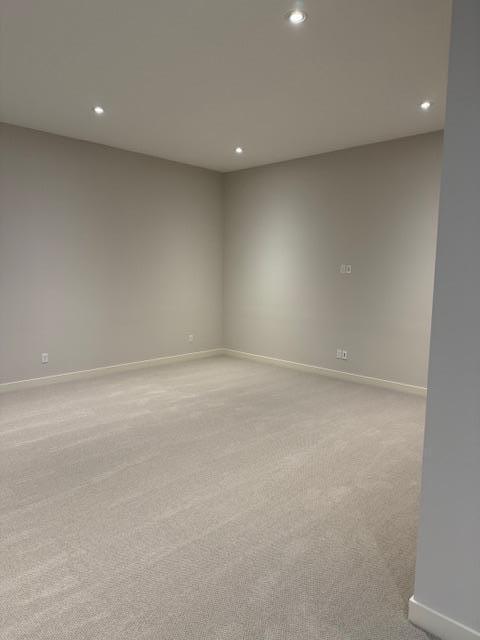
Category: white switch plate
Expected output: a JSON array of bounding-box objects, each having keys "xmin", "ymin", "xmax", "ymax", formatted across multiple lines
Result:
[
  {"xmin": 345, "ymin": 264, "xmax": 352, "ymax": 274},
  {"xmin": 188, "ymin": 334, "xmax": 194, "ymax": 343},
  {"xmin": 342, "ymin": 350, "xmax": 348, "ymax": 360},
  {"xmin": 41, "ymin": 352, "xmax": 49, "ymax": 364},
  {"xmin": 336, "ymin": 348, "xmax": 343, "ymax": 359}
]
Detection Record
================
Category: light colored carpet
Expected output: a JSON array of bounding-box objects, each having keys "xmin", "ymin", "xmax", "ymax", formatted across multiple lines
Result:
[{"xmin": 0, "ymin": 355, "xmax": 431, "ymax": 640}]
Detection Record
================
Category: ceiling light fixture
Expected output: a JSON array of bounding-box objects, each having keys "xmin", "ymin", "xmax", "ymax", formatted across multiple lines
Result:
[
  {"xmin": 92, "ymin": 105, "xmax": 105, "ymax": 115},
  {"xmin": 287, "ymin": 9, "xmax": 307, "ymax": 25},
  {"xmin": 420, "ymin": 100, "xmax": 432, "ymax": 111},
  {"xmin": 235, "ymin": 146, "xmax": 243, "ymax": 154}
]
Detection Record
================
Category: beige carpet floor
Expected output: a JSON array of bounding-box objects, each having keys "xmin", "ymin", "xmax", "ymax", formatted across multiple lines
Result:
[{"xmin": 0, "ymin": 355, "xmax": 431, "ymax": 639}]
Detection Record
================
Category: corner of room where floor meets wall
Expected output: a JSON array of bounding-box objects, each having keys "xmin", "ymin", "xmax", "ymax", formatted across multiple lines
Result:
[{"xmin": 0, "ymin": 346, "xmax": 427, "ymax": 396}]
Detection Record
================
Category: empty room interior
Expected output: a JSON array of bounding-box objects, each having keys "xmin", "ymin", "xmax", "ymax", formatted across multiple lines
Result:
[{"xmin": 1, "ymin": 1, "xmax": 479, "ymax": 639}]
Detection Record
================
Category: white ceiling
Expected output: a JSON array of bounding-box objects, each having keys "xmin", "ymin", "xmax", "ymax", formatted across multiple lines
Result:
[{"xmin": 0, "ymin": 0, "xmax": 451, "ymax": 172}]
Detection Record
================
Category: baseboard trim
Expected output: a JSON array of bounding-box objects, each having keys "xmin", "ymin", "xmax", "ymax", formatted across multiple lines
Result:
[
  {"xmin": 224, "ymin": 349, "xmax": 427, "ymax": 396},
  {"xmin": 0, "ymin": 348, "xmax": 224, "ymax": 393},
  {"xmin": 0, "ymin": 348, "xmax": 428, "ymax": 396},
  {"xmin": 409, "ymin": 596, "xmax": 480, "ymax": 640}
]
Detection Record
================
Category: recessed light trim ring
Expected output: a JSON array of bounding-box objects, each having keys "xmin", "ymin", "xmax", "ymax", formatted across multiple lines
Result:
[{"xmin": 287, "ymin": 9, "xmax": 307, "ymax": 25}]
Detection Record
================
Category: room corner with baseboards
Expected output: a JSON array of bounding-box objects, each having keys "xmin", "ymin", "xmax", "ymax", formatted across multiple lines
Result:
[{"xmin": 2, "ymin": 1, "xmax": 479, "ymax": 639}]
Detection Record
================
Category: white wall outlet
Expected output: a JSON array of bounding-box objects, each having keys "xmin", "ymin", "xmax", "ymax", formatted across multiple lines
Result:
[
  {"xmin": 341, "ymin": 350, "xmax": 348, "ymax": 360},
  {"xmin": 336, "ymin": 348, "xmax": 343, "ymax": 359},
  {"xmin": 340, "ymin": 264, "xmax": 346, "ymax": 274},
  {"xmin": 188, "ymin": 334, "xmax": 194, "ymax": 343},
  {"xmin": 345, "ymin": 264, "xmax": 352, "ymax": 274},
  {"xmin": 41, "ymin": 352, "xmax": 49, "ymax": 364}
]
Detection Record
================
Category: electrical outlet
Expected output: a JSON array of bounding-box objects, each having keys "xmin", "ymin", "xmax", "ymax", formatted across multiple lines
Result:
[
  {"xmin": 336, "ymin": 348, "xmax": 343, "ymax": 359},
  {"xmin": 342, "ymin": 350, "xmax": 348, "ymax": 360},
  {"xmin": 345, "ymin": 264, "xmax": 352, "ymax": 274},
  {"xmin": 188, "ymin": 334, "xmax": 194, "ymax": 343},
  {"xmin": 340, "ymin": 264, "xmax": 346, "ymax": 274},
  {"xmin": 41, "ymin": 352, "xmax": 49, "ymax": 364}
]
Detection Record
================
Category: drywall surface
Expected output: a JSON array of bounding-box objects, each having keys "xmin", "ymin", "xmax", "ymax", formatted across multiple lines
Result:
[
  {"xmin": 0, "ymin": 124, "xmax": 223, "ymax": 384},
  {"xmin": 0, "ymin": 124, "xmax": 442, "ymax": 388},
  {"xmin": 223, "ymin": 132, "xmax": 442, "ymax": 388},
  {"xmin": 413, "ymin": 0, "xmax": 480, "ymax": 633}
]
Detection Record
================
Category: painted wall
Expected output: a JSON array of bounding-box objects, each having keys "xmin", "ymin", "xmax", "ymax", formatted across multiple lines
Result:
[
  {"xmin": 413, "ymin": 0, "xmax": 480, "ymax": 634},
  {"xmin": 0, "ymin": 124, "xmax": 443, "ymax": 388},
  {"xmin": 223, "ymin": 132, "xmax": 443, "ymax": 388},
  {"xmin": 0, "ymin": 124, "xmax": 223, "ymax": 384}
]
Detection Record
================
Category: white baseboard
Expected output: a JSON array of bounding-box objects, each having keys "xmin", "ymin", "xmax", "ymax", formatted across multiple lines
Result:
[
  {"xmin": 409, "ymin": 596, "xmax": 480, "ymax": 640},
  {"xmin": 0, "ymin": 348, "xmax": 224, "ymax": 393},
  {"xmin": 0, "ymin": 347, "xmax": 427, "ymax": 397},
  {"xmin": 224, "ymin": 349, "xmax": 427, "ymax": 396}
]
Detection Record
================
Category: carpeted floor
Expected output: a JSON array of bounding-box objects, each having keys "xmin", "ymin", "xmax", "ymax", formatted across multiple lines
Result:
[{"xmin": 0, "ymin": 355, "xmax": 431, "ymax": 639}]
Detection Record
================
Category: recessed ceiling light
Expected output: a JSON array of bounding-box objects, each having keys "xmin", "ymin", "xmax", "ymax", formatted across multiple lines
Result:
[
  {"xmin": 420, "ymin": 100, "xmax": 432, "ymax": 111},
  {"xmin": 287, "ymin": 9, "xmax": 307, "ymax": 25},
  {"xmin": 92, "ymin": 105, "xmax": 105, "ymax": 115},
  {"xmin": 235, "ymin": 146, "xmax": 243, "ymax": 155}
]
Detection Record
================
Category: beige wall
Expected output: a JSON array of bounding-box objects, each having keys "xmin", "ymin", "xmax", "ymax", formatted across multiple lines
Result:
[
  {"xmin": 1, "ymin": 125, "xmax": 442, "ymax": 388},
  {"xmin": 413, "ymin": 1, "xmax": 480, "ymax": 634},
  {"xmin": 224, "ymin": 132, "xmax": 443, "ymax": 388},
  {"xmin": 0, "ymin": 124, "xmax": 223, "ymax": 384}
]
